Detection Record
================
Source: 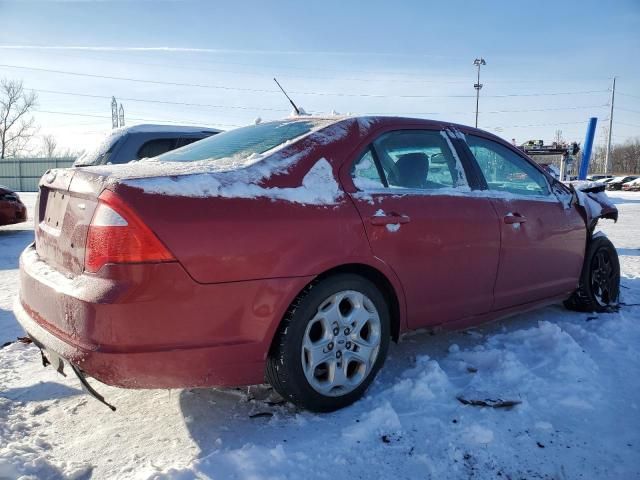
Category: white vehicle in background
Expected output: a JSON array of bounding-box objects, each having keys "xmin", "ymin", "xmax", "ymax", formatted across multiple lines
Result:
[
  {"xmin": 74, "ymin": 124, "xmax": 221, "ymax": 167},
  {"xmin": 622, "ymin": 177, "xmax": 640, "ymax": 191}
]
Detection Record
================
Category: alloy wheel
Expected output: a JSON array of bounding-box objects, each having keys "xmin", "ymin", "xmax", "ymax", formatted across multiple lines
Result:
[{"xmin": 301, "ymin": 290, "xmax": 382, "ymax": 397}]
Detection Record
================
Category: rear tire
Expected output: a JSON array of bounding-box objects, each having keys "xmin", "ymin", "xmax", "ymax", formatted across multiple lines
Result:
[
  {"xmin": 564, "ymin": 235, "xmax": 620, "ymax": 312},
  {"xmin": 266, "ymin": 274, "xmax": 390, "ymax": 412}
]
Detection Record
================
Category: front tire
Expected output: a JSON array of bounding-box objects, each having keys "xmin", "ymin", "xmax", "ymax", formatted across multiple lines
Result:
[
  {"xmin": 266, "ymin": 274, "xmax": 390, "ymax": 412},
  {"xmin": 564, "ymin": 234, "xmax": 620, "ymax": 312}
]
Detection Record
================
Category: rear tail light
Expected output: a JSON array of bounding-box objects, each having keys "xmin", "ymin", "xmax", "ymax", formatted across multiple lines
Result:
[{"xmin": 84, "ymin": 190, "xmax": 175, "ymax": 273}]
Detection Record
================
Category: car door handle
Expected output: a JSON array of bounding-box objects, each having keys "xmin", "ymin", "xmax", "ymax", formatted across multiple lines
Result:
[
  {"xmin": 369, "ymin": 214, "xmax": 411, "ymax": 226},
  {"xmin": 504, "ymin": 213, "xmax": 527, "ymax": 224}
]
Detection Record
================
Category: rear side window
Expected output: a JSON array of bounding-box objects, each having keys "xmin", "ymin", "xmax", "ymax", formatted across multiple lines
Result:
[
  {"xmin": 351, "ymin": 130, "xmax": 467, "ymax": 191},
  {"xmin": 351, "ymin": 149, "xmax": 385, "ymax": 189},
  {"xmin": 466, "ymin": 135, "xmax": 550, "ymax": 197},
  {"xmin": 137, "ymin": 138, "xmax": 178, "ymax": 159}
]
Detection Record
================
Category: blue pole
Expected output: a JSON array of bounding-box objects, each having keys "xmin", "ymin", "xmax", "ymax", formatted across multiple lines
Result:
[{"xmin": 578, "ymin": 117, "xmax": 597, "ymax": 180}]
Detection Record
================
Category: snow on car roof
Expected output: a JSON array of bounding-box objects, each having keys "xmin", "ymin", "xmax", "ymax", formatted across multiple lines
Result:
[{"xmin": 116, "ymin": 124, "xmax": 221, "ymax": 134}]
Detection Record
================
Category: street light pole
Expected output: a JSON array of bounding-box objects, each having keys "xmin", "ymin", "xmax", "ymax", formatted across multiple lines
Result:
[
  {"xmin": 604, "ymin": 76, "xmax": 616, "ymax": 175},
  {"xmin": 473, "ymin": 58, "xmax": 486, "ymax": 128}
]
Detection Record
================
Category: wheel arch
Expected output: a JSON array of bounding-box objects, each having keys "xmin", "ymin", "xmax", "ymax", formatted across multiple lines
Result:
[
  {"xmin": 313, "ymin": 263, "xmax": 404, "ymax": 342},
  {"xmin": 267, "ymin": 262, "xmax": 406, "ymax": 363}
]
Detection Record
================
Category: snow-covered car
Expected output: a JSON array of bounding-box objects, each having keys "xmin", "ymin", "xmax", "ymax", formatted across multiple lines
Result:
[
  {"xmin": 74, "ymin": 124, "xmax": 221, "ymax": 167},
  {"xmin": 621, "ymin": 178, "xmax": 640, "ymax": 191},
  {"xmin": 587, "ymin": 174, "xmax": 613, "ymax": 182},
  {"xmin": 14, "ymin": 116, "xmax": 620, "ymax": 412},
  {"xmin": 606, "ymin": 175, "xmax": 639, "ymax": 190},
  {"xmin": 0, "ymin": 185, "xmax": 27, "ymax": 226}
]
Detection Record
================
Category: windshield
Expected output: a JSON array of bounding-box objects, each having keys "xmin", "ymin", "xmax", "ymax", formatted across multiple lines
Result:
[{"xmin": 155, "ymin": 119, "xmax": 333, "ymax": 163}]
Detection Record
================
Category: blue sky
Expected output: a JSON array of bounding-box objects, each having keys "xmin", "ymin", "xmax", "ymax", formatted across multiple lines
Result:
[{"xmin": 0, "ymin": 0, "xmax": 638, "ymax": 153}]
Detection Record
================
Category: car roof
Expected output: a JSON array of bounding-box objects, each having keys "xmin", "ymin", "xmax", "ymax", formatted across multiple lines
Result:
[{"xmin": 114, "ymin": 124, "xmax": 222, "ymax": 135}]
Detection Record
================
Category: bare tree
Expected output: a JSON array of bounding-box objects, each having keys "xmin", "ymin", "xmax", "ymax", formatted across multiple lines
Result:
[
  {"xmin": 0, "ymin": 79, "xmax": 38, "ymax": 159},
  {"xmin": 41, "ymin": 134, "xmax": 57, "ymax": 158},
  {"xmin": 590, "ymin": 137, "xmax": 640, "ymax": 174}
]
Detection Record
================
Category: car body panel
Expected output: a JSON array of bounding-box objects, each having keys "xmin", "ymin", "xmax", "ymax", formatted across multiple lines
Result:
[
  {"xmin": 349, "ymin": 191, "xmax": 500, "ymax": 328},
  {"xmin": 16, "ymin": 243, "xmax": 314, "ymax": 387},
  {"xmin": 485, "ymin": 196, "xmax": 586, "ymax": 308}
]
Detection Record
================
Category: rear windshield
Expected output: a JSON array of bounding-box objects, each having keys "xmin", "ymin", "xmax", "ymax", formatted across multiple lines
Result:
[{"xmin": 155, "ymin": 119, "xmax": 334, "ymax": 163}]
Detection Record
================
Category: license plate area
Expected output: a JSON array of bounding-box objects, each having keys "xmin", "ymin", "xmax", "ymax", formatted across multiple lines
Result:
[{"xmin": 41, "ymin": 189, "xmax": 69, "ymax": 233}]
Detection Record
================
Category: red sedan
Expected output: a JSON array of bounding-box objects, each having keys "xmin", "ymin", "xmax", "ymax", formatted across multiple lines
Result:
[
  {"xmin": 14, "ymin": 117, "xmax": 619, "ymax": 412},
  {"xmin": 0, "ymin": 185, "xmax": 27, "ymax": 226}
]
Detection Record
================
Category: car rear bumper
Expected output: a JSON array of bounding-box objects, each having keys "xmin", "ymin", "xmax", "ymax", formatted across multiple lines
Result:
[
  {"xmin": 14, "ymin": 244, "xmax": 313, "ymax": 388},
  {"xmin": 0, "ymin": 201, "xmax": 27, "ymax": 225}
]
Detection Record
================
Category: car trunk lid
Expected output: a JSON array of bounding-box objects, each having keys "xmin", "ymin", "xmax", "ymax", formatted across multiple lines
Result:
[{"xmin": 35, "ymin": 169, "xmax": 104, "ymax": 275}]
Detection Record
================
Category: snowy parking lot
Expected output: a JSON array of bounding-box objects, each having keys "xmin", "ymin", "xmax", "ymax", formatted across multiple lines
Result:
[{"xmin": 1, "ymin": 192, "xmax": 639, "ymax": 480}]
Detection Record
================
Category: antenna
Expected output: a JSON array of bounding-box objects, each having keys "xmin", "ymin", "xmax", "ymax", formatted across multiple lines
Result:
[{"xmin": 273, "ymin": 77, "xmax": 300, "ymax": 115}]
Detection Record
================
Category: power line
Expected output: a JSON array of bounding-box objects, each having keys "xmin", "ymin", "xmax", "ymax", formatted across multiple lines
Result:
[
  {"xmin": 486, "ymin": 120, "xmax": 589, "ymax": 129},
  {"xmin": 30, "ymin": 88, "xmax": 290, "ymax": 113},
  {"xmin": 475, "ymin": 105, "xmax": 607, "ymax": 114},
  {"xmin": 5, "ymin": 47, "xmax": 615, "ymax": 86},
  {"xmin": 619, "ymin": 92, "xmax": 640, "ymax": 100},
  {"xmin": 0, "ymin": 64, "xmax": 276, "ymax": 94},
  {"xmin": 617, "ymin": 106, "xmax": 640, "ymax": 115},
  {"xmin": 616, "ymin": 121, "xmax": 640, "ymax": 128},
  {"xmin": 30, "ymin": 88, "xmax": 608, "ymax": 117},
  {"xmin": 0, "ymin": 63, "xmax": 609, "ymax": 99},
  {"xmin": 34, "ymin": 109, "xmax": 242, "ymax": 128},
  {"xmin": 19, "ymin": 50, "xmax": 474, "ymax": 85},
  {"xmin": 14, "ymin": 49, "xmax": 608, "ymax": 87}
]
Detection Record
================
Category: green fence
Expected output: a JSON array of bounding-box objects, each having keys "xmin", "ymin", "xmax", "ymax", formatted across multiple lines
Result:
[{"xmin": 0, "ymin": 157, "xmax": 75, "ymax": 192}]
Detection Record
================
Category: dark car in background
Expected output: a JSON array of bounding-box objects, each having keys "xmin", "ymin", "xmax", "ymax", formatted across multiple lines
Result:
[
  {"xmin": 0, "ymin": 185, "xmax": 27, "ymax": 226},
  {"xmin": 74, "ymin": 124, "xmax": 221, "ymax": 167},
  {"xmin": 606, "ymin": 175, "xmax": 639, "ymax": 191}
]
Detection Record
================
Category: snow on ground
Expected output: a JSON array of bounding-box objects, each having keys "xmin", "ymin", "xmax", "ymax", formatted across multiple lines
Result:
[{"xmin": 1, "ymin": 192, "xmax": 639, "ymax": 479}]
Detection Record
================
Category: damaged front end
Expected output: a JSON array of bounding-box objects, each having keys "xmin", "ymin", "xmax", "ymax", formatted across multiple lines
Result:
[{"xmin": 569, "ymin": 181, "xmax": 618, "ymax": 234}]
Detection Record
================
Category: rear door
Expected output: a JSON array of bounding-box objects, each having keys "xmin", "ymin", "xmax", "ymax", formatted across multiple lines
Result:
[
  {"xmin": 347, "ymin": 128, "xmax": 500, "ymax": 329},
  {"xmin": 463, "ymin": 134, "xmax": 586, "ymax": 309}
]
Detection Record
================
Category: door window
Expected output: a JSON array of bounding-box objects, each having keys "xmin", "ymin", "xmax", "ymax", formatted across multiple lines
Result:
[
  {"xmin": 466, "ymin": 135, "xmax": 550, "ymax": 197},
  {"xmin": 351, "ymin": 130, "xmax": 468, "ymax": 191}
]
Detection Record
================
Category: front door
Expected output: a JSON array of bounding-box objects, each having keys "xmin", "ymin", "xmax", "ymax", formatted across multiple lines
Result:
[
  {"xmin": 348, "ymin": 129, "xmax": 500, "ymax": 328},
  {"xmin": 464, "ymin": 134, "xmax": 587, "ymax": 309}
]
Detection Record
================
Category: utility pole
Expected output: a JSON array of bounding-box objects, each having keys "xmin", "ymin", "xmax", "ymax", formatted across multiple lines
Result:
[
  {"xmin": 119, "ymin": 103, "xmax": 125, "ymax": 127},
  {"xmin": 473, "ymin": 58, "xmax": 486, "ymax": 128},
  {"xmin": 111, "ymin": 96, "xmax": 118, "ymax": 129},
  {"xmin": 604, "ymin": 76, "xmax": 616, "ymax": 175}
]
